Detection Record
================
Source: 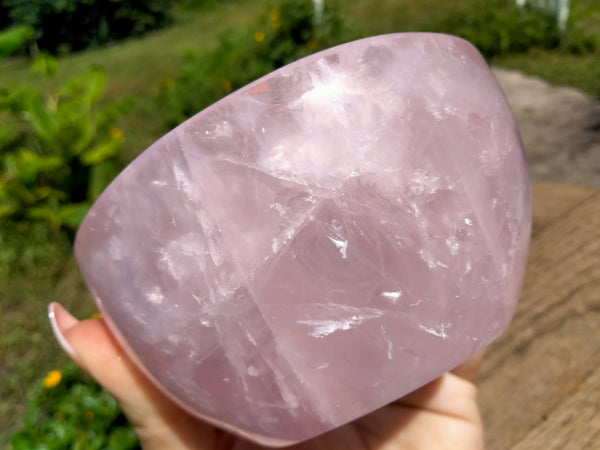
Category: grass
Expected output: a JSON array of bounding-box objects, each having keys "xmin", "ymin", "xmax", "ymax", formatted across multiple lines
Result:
[
  {"xmin": 1, "ymin": 0, "xmax": 599, "ymax": 444},
  {"xmin": 0, "ymin": 252, "xmax": 95, "ymax": 441},
  {"xmin": 0, "ymin": 259, "xmax": 95, "ymax": 444},
  {"xmin": 0, "ymin": 0, "xmax": 266, "ymax": 162},
  {"xmin": 493, "ymin": 49, "xmax": 600, "ymax": 96}
]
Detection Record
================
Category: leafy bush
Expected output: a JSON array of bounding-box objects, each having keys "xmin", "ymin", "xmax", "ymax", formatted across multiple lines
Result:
[
  {"xmin": 4, "ymin": 0, "xmax": 175, "ymax": 55},
  {"xmin": 0, "ymin": 29, "xmax": 130, "ymax": 275},
  {"xmin": 559, "ymin": 1, "xmax": 600, "ymax": 53},
  {"xmin": 9, "ymin": 361, "xmax": 139, "ymax": 450},
  {"xmin": 0, "ymin": 55, "xmax": 129, "ymax": 235},
  {"xmin": 0, "ymin": 25, "xmax": 33, "ymax": 58},
  {"xmin": 432, "ymin": 0, "xmax": 561, "ymax": 57},
  {"xmin": 159, "ymin": 0, "xmax": 347, "ymax": 126}
]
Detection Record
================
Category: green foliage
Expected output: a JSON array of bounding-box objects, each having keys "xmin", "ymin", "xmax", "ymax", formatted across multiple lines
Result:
[
  {"xmin": 431, "ymin": 0, "xmax": 561, "ymax": 57},
  {"xmin": 0, "ymin": 53, "xmax": 130, "ymax": 237},
  {"xmin": 0, "ymin": 49, "xmax": 130, "ymax": 277},
  {"xmin": 159, "ymin": 0, "xmax": 348, "ymax": 125},
  {"xmin": 4, "ymin": 0, "xmax": 175, "ymax": 55},
  {"xmin": 0, "ymin": 25, "xmax": 34, "ymax": 58},
  {"xmin": 0, "ymin": 221, "xmax": 71, "ymax": 279},
  {"xmin": 176, "ymin": 0, "xmax": 220, "ymax": 10},
  {"xmin": 9, "ymin": 361, "xmax": 139, "ymax": 450},
  {"xmin": 559, "ymin": 1, "xmax": 600, "ymax": 53}
]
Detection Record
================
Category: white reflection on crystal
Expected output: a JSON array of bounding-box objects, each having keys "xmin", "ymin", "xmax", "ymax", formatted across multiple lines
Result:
[
  {"xmin": 146, "ymin": 286, "xmax": 164, "ymax": 304},
  {"xmin": 409, "ymin": 202, "xmax": 421, "ymax": 217},
  {"xmin": 173, "ymin": 165, "xmax": 189, "ymax": 192},
  {"xmin": 465, "ymin": 261, "xmax": 472, "ymax": 274},
  {"xmin": 298, "ymin": 305, "xmax": 383, "ymax": 338},
  {"xmin": 272, "ymin": 238, "xmax": 281, "ymax": 253},
  {"xmin": 160, "ymin": 233, "xmax": 206, "ymax": 281},
  {"xmin": 427, "ymin": 105, "xmax": 457, "ymax": 121},
  {"xmin": 299, "ymin": 318, "xmax": 360, "ymax": 337},
  {"xmin": 380, "ymin": 325, "xmax": 393, "ymax": 360},
  {"xmin": 446, "ymin": 236, "xmax": 460, "ymax": 255},
  {"xmin": 269, "ymin": 202, "xmax": 285, "ymax": 216},
  {"xmin": 419, "ymin": 249, "xmax": 448, "ymax": 269},
  {"xmin": 302, "ymin": 78, "xmax": 344, "ymax": 104},
  {"xmin": 328, "ymin": 236, "xmax": 348, "ymax": 259},
  {"xmin": 409, "ymin": 170, "xmax": 442, "ymax": 195},
  {"xmin": 173, "ymin": 165, "xmax": 199, "ymax": 201},
  {"xmin": 381, "ymin": 291, "xmax": 402, "ymax": 303},
  {"xmin": 108, "ymin": 236, "xmax": 124, "ymax": 260},
  {"xmin": 203, "ymin": 120, "xmax": 232, "ymax": 138},
  {"xmin": 246, "ymin": 331, "xmax": 257, "ymax": 346},
  {"xmin": 275, "ymin": 374, "xmax": 300, "ymax": 410},
  {"xmin": 419, "ymin": 323, "xmax": 449, "ymax": 339}
]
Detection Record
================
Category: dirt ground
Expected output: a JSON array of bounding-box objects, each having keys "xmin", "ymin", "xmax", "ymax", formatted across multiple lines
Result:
[{"xmin": 493, "ymin": 68, "xmax": 600, "ymax": 187}]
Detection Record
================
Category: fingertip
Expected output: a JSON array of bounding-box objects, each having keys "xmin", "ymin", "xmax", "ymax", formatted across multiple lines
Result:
[
  {"xmin": 48, "ymin": 302, "xmax": 79, "ymax": 359},
  {"xmin": 451, "ymin": 351, "xmax": 485, "ymax": 382},
  {"xmin": 64, "ymin": 314, "xmax": 144, "ymax": 391}
]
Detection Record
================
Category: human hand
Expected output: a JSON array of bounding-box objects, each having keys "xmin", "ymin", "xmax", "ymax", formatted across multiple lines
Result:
[{"xmin": 49, "ymin": 302, "xmax": 484, "ymax": 449}]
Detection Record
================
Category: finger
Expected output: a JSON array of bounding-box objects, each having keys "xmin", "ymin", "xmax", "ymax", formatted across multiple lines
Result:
[
  {"xmin": 451, "ymin": 351, "xmax": 485, "ymax": 382},
  {"xmin": 346, "ymin": 372, "xmax": 484, "ymax": 450},
  {"xmin": 48, "ymin": 301, "xmax": 78, "ymax": 358},
  {"xmin": 399, "ymin": 372, "xmax": 480, "ymax": 423},
  {"xmin": 48, "ymin": 302, "xmax": 150, "ymax": 406},
  {"xmin": 397, "ymin": 351, "xmax": 484, "ymax": 420},
  {"xmin": 48, "ymin": 302, "xmax": 216, "ymax": 450}
]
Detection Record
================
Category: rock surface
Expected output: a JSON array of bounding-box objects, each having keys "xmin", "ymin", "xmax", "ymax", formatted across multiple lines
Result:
[
  {"xmin": 75, "ymin": 33, "xmax": 531, "ymax": 446},
  {"xmin": 493, "ymin": 68, "xmax": 600, "ymax": 187}
]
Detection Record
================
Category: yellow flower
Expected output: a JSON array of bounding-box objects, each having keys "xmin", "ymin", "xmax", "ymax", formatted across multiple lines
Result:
[
  {"xmin": 43, "ymin": 370, "xmax": 62, "ymax": 389},
  {"xmin": 91, "ymin": 312, "xmax": 103, "ymax": 319},
  {"xmin": 109, "ymin": 128, "xmax": 123, "ymax": 140},
  {"xmin": 221, "ymin": 80, "xmax": 232, "ymax": 93},
  {"xmin": 270, "ymin": 9, "xmax": 281, "ymax": 30},
  {"xmin": 162, "ymin": 76, "xmax": 174, "ymax": 87},
  {"xmin": 254, "ymin": 31, "xmax": 265, "ymax": 43}
]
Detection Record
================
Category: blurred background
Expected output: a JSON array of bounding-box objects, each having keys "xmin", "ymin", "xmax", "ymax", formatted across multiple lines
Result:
[{"xmin": 1, "ymin": 0, "xmax": 599, "ymax": 447}]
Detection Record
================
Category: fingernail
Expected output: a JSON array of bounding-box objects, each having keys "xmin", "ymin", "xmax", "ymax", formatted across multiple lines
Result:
[{"xmin": 48, "ymin": 302, "xmax": 78, "ymax": 358}]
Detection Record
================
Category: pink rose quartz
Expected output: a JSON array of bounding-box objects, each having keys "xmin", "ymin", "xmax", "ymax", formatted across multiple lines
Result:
[{"xmin": 75, "ymin": 33, "xmax": 531, "ymax": 446}]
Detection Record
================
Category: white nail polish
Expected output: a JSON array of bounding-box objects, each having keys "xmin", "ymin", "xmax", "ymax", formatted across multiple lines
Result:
[{"xmin": 48, "ymin": 303, "xmax": 77, "ymax": 358}]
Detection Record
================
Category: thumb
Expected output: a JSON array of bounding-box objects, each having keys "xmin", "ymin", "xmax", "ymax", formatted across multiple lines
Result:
[
  {"xmin": 48, "ymin": 302, "xmax": 154, "ymax": 410},
  {"xmin": 48, "ymin": 302, "xmax": 215, "ymax": 449}
]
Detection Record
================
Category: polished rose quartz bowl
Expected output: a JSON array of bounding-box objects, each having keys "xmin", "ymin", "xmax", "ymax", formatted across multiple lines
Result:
[{"xmin": 75, "ymin": 33, "xmax": 531, "ymax": 447}]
